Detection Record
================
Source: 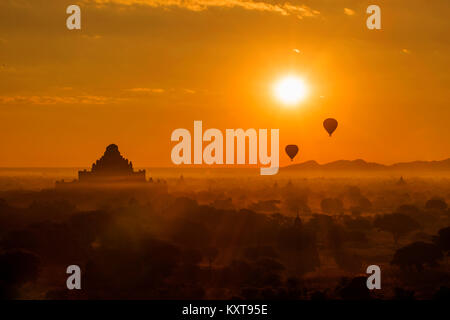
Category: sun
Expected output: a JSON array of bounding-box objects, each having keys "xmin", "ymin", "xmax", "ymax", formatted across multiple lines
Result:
[{"xmin": 273, "ymin": 75, "xmax": 309, "ymax": 106}]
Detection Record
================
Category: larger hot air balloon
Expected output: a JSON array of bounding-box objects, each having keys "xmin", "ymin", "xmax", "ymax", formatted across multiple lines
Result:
[
  {"xmin": 285, "ymin": 145, "xmax": 299, "ymax": 161},
  {"xmin": 323, "ymin": 118, "xmax": 338, "ymax": 137}
]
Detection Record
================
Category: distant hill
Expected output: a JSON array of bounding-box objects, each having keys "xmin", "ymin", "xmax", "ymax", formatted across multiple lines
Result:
[{"xmin": 284, "ymin": 158, "xmax": 450, "ymax": 172}]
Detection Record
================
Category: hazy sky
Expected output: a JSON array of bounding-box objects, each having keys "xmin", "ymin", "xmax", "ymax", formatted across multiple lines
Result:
[{"xmin": 0, "ymin": 0, "xmax": 449, "ymax": 167}]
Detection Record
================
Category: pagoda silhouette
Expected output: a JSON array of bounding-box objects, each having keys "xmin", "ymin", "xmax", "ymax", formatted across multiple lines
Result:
[
  {"xmin": 78, "ymin": 144, "xmax": 146, "ymax": 182},
  {"xmin": 57, "ymin": 144, "xmax": 148, "ymax": 187}
]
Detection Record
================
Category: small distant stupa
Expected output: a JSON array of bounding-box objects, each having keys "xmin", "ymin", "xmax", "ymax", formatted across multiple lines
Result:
[
  {"xmin": 397, "ymin": 176, "xmax": 406, "ymax": 186},
  {"xmin": 57, "ymin": 144, "xmax": 148, "ymax": 187}
]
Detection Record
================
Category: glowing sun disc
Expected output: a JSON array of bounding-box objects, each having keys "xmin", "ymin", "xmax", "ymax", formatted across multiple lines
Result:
[{"xmin": 274, "ymin": 76, "xmax": 308, "ymax": 106}]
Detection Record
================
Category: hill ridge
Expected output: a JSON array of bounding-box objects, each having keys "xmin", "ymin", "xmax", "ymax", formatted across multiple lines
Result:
[{"xmin": 285, "ymin": 158, "xmax": 450, "ymax": 171}]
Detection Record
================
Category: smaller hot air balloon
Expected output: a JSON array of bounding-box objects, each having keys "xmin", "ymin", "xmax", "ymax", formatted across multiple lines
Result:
[
  {"xmin": 285, "ymin": 145, "xmax": 299, "ymax": 161},
  {"xmin": 323, "ymin": 118, "xmax": 338, "ymax": 137}
]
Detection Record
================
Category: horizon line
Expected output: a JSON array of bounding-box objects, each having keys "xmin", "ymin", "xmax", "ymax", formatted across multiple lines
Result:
[{"xmin": 0, "ymin": 157, "xmax": 449, "ymax": 170}]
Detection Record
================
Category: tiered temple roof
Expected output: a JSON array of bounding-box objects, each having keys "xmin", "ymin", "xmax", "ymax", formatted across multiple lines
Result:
[{"xmin": 78, "ymin": 144, "xmax": 146, "ymax": 183}]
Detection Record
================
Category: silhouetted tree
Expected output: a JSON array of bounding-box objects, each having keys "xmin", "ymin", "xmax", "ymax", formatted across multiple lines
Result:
[
  {"xmin": 249, "ymin": 200, "xmax": 280, "ymax": 213},
  {"xmin": 336, "ymin": 277, "xmax": 371, "ymax": 300},
  {"xmin": 356, "ymin": 196, "xmax": 372, "ymax": 212},
  {"xmin": 284, "ymin": 193, "xmax": 310, "ymax": 215},
  {"xmin": 433, "ymin": 227, "xmax": 450, "ymax": 255},
  {"xmin": 83, "ymin": 235, "xmax": 182, "ymax": 299},
  {"xmin": 0, "ymin": 250, "xmax": 40, "ymax": 299},
  {"xmin": 396, "ymin": 204, "xmax": 421, "ymax": 216},
  {"xmin": 320, "ymin": 198, "xmax": 344, "ymax": 214},
  {"xmin": 391, "ymin": 242, "xmax": 443, "ymax": 271},
  {"xmin": 349, "ymin": 206, "xmax": 362, "ymax": 217},
  {"xmin": 171, "ymin": 219, "xmax": 211, "ymax": 248},
  {"xmin": 346, "ymin": 186, "xmax": 361, "ymax": 199},
  {"xmin": 333, "ymin": 250, "xmax": 363, "ymax": 273},
  {"xmin": 396, "ymin": 204, "xmax": 438, "ymax": 228},
  {"xmin": 345, "ymin": 186, "xmax": 372, "ymax": 212},
  {"xmin": 425, "ymin": 198, "xmax": 448, "ymax": 211},
  {"xmin": 374, "ymin": 213, "xmax": 420, "ymax": 244},
  {"xmin": 343, "ymin": 216, "xmax": 373, "ymax": 231}
]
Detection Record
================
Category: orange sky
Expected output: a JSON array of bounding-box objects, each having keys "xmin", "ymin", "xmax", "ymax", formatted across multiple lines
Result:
[{"xmin": 0, "ymin": 0, "xmax": 449, "ymax": 167}]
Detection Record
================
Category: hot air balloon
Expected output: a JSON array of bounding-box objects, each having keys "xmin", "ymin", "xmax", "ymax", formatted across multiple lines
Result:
[
  {"xmin": 323, "ymin": 118, "xmax": 338, "ymax": 137},
  {"xmin": 285, "ymin": 145, "xmax": 299, "ymax": 161}
]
